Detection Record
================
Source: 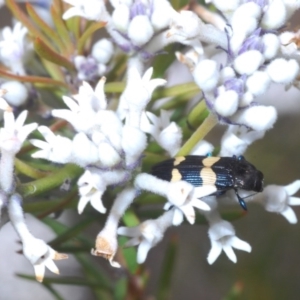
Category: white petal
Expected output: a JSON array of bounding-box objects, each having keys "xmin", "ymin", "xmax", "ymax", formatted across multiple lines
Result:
[
  {"xmin": 207, "ymin": 240, "xmax": 222, "ymax": 265},
  {"xmin": 180, "ymin": 204, "xmax": 196, "ymax": 224},
  {"xmin": 77, "ymin": 196, "xmax": 90, "ymax": 214},
  {"xmin": 191, "ymin": 198, "xmax": 211, "ymax": 211},
  {"xmin": 62, "ymin": 96, "xmax": 80, "ymax": 112},
  {"xmin": 281, "ymin": 206, "xmax": 298, "ymax": 224},
  {"xmin": 230, "ymin": 236, "xmax": 252, "ymax": 252},
  {"xmin": 223, "ymin": 245, "xmax": 237, "ymax": 263},
  {"xmin": 18, "ymin": 123, "xmax": 38, "ymax": 143},
  {"xmin": 117, "ymin": 226, "xmax": 140, "ymax": 237},
  {"xmin": 137, "ymin": 240, "xmax": 152, "ymax": 263},
  {"xmin": 124, "ymin": 237, "xmax": 141, "ymax": 247},
  {"xmin": 15, "ymin": 110, "xmax": 28, "ymax": 128},
  {"xmin": 193, "ymin": 186, "xmax": 217, "ymax": 198},
  {"xmin": 34, "ymin": 264, "xmax": 45, "ymax": 282},
  {"xmin": 284, "ymin": 180, "xmax": 300, "ymax": 196},
  {"xmin": 288, "ymin": 197, "xmax": 300, "ymax": 206},
  {"xmin": 172, "ymin": 208, "xmax": 184, "ymax": 226},
  {"xmin": 90, "ymin": 193, "xmax": 106, "ymax": 214},
  {"xmin": 45, "ymin": 259, "xmax": 59, "ymax": 274}
]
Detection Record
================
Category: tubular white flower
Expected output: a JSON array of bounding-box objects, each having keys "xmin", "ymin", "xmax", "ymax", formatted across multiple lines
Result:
[
  {"xmin": 128, "ymin": 15, "xmax": 154, "ymax": 47},
  {"xmin": 97, "ymin": 141, "xmax": 122, "ymax": 167},
  {"xmin": 119, "ymin": 66, "xmax": 166, "ymax": 126},
  {"xmin": 230, "ymin": 2, "xmax": 262, "ymax": 52},
  {"xmin": 92, "ymin": 188, "xmax": 136, "ymax": 267},
  {"xmin": 77, "ymin": 170, "xmax": 106, "ymax": 214},
  {"xmin": 157, "ymin": 122, "xmax": 182, "ymax": 157},
  {"xmin": 92, "ymin": 39, "xmax": 114, "ymax": 64},
  {"xmin": 214, "ymin": 90, "xmax": 239, "ymax": 117},
  {"xmin": 62, "ymin": 0, "xmax": 107, "ymax": 21},
  {"xmin": 193, "ymin": 59, "xmax": 219, "ymax": 92},
  {"xmin": 262, "ymin": 33, "xmax": 280, "ymax": 60},
  {"xmin": 0, "ymin": 22, "xmax": 28, "ymax": 75},
  {"xmin": 111, "ymin": 4, "xmax": 130, "ymax": 32},
  {"xmin": 261, "ymin": 0, "xmax": 287, "ymax": 30},
  {"xmin": 167, "ymin": 10, "xmax": 227, "ymax": 51},
  {"xmin": 71, "ymin": 132, "xmax": 100, "ymax": 167},
  {"xmin": 1, "ymin": 81, "xmax": 28, "ymax": 107},
  {"xmin": 190, "ymin": 140, "xmax": 214, "ymax": 156},
  {"xmin": 266, "ymin": 58, "xmax": 299, "ymax": 84},
  {"xmin": 279, "ymin": 31, "xmax": 299, "ymax": 57},
  {"xmin": 117, "ymin": 210, "xmax": 174, "ymax": 264},
  {"xmin": 253, "ymin": 181, "xmax": 300, "ymax": 224},
  {"xmin": 231, "ymin": 105, "xmax": 277, "ymax": 131},
  {"xmin": 0, "ymin": 108, "xmax": 37, "ymax": 154},
  {"xmin": 0, "ymin": 106, "xmax": 37, "ymax": 193},
  {"xmin": 234, "ymin": 50, "xmax": 264, "ymax": 75},
  {"xmin": 8, "ymin": 194, "xmax": 67, "ymax": 282},
  {"xmin": 211, "ymin": 0, "xmax": 240, "ymax": 12},
  {"xmin": 220, "ymin": 125, "xmax": 265, "ymax": 156},
  {"xmin": 151, "ymin": 0, "xmax": 175, "ymax": 31},
  {"xmin": 135, "ymin": 173, "xmax": 212, "ymax": 225},
  {"xmin": 122, "ymin": 125, "xmax": 147, "ymax": 166},
  {"xmin": 207, "ymin": 219, "xmax": 251, "ymax": 264},
  {"xmin": 246, "ymin": 71, "xmax": 271, "ymax": 97},
  {"xmin": 31, "ymin": 126, "xmax": 73, "ymax": 164}
]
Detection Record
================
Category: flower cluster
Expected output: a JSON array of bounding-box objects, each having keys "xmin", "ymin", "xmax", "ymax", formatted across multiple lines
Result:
[{"xmin": 0, "ymin": 0, "xmax": 300, "ymax": 286}]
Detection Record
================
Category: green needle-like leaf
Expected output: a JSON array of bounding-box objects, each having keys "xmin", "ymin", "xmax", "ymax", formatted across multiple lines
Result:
[{"xmin": 34, "ymin": 37, "xmax": 76, "ymax": 72}]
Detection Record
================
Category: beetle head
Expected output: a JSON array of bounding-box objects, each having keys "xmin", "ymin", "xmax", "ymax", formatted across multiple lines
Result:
[{"xmin": 234, "ymin": 158, "xmax": 264, "ymax": 192}]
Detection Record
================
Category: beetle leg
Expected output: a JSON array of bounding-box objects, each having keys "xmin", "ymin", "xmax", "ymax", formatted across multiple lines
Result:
[{"xmin": 235, "ymin": 190, "xmax": 248, "ymax": 211}]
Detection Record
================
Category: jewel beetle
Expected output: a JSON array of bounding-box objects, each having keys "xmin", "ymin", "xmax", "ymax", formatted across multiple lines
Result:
[{"xmin": 151, "ymin": 155, "xmax": 264, "ymax": 210}]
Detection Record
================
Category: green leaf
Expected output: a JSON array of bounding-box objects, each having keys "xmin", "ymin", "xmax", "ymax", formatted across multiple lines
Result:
[
  {"xmin": 26, "ymin": 3, "xmax": 65, "ymax": 53},
  {"xmin": 18, "ymin": 163, "xmax": 83, "ymax": 198},
  {"xmin": 157, "ymin": 236, "xmax": 178, "ymax": 300},
  {"xmin": 77, "ymin": 21, "xmax": 107, "ymax": 54},
  {"xmin": 114, "ymin": 277, "xmax": 128, "ymax": 300},
  {"xmin": 34, "ymin": 37, "xmax": 76, "ymax": 72}
]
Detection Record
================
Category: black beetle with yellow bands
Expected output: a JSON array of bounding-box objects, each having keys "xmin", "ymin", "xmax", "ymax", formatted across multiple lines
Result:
[{"xmin": 151, "ymin": 155, "xmax": 264, "ymax": 210}]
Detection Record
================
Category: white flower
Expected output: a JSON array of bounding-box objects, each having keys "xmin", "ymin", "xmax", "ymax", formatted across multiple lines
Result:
[
  {"xmin": 8, "ymin": 193, "xmax": 68, "ymax": 282},
  {"xmin": 91, "ymin": 227, "xmax": 121, "ymax": 268},
  {"xmin": 141, "ymin": 110, "xmax": 182, "ymax": 157},
  {"xmin": 77, "ymin": 170, "xmax": 107, "ymax": 214},
  {"xmin": 220, "ymin": 125, "xmax": 265, "ymax": 156},
  {"xmin": 214, "ymin": 90, "xmax": 239, "ymax": 117},
  {"xmin": 22, "ymin": 236, "xmax": 68, "ymax": 282},
  {"xmin": 117, "ymin": 210, "xmax": 174, "ymax": 263},
  {"xmin": 62, "ymin": 0, "xmax": 106, "ymax": 21},
  {"xmin": 111, "ymin": 4, "xmax": 130, "ymax": 32},
  {"xmin": 266, "ymin": 58, "xmax": 299, "ymax": 84},
  {"xmin": 261, "ymin": 0, "xmax": 287, "ymax": 30},
  {"xmin": 118, "ymin": 66, "xmax": 166, "ymax": 124},
  {"xmin": 92, "ymin": 39, "xmax": 114, "ymax": 64},
  {"xmin": 52, "ymin": 78, "xmax": 108, "ymax": 134},
  {"xmin": 207, "ymin": 220, "xmax": 251, "ymax": 264},
  {"xmin": 231, "ymin": 105, "xmax": 277, "ymax": 131},
  {"xmin": 77, "ymin": 169, "xmax": 128, "ymax": 214},
  {"xmin": 164, "ymin": 181, "xmax": 213, "ymax": 225},
  {"xmin": 254, "ymin": 180, "xmax": 300, "ymax": 224},
  {"xmin": 193, "ymin": 59, "xmax": 219, "ymax": 92},
  {"xmin": 0, "ymin": 22, "xmax": 28, "ymax": 74},
  {"xmin": 31, "ymin": 126, "xmax": 73, "ymax": 163},
  {"xmin": 128, "ymin": 15, "xmax": 154, "ymax": 47},
  {"xmin": 1, "ymin": 81, "xmax": 28, "ymax": 107},
  {"xmin": 135, "ymin": 173, "xmax": 212, "ymax": 226},
  {"xmin": 246, "ymin": 71, "xmax": 271, "ymax": 97},
  {"xmin": 91, "ymin": 188, "xmax": 136, "ymax": 267},
  {"xmin": 233, "ymin": 50, "xmax": 264, "ymax": 75},
  {"xmin": 0, "ymin": 106, "xmax": 37, "ymax": 154}
]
